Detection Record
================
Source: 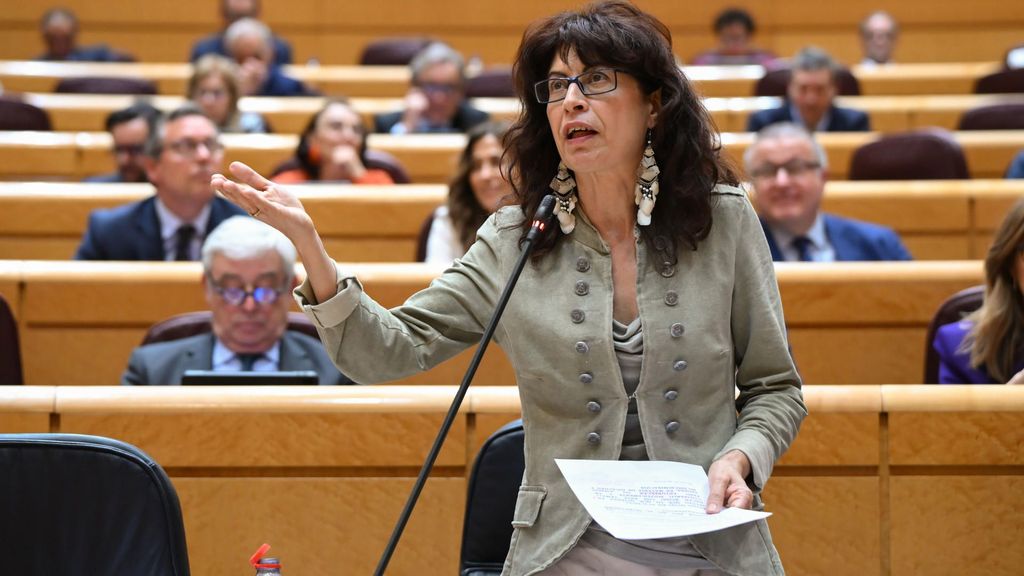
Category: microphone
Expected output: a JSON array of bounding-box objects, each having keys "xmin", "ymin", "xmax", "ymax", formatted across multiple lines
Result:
[{"xmin": 373, "ymin": 195, "xmax": 557, "ymax": 575}]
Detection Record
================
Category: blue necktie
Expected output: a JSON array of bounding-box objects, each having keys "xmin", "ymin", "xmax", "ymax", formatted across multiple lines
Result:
[
  {"xmin": 792, "ymin": 236, "xmax": 814, "ymax": 262},
  {"xmin": 237, "ymin": 353, "xmax": 263, "ymax": 371}
]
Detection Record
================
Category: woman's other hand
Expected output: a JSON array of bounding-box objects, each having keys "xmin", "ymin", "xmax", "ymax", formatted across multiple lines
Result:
[{"xmin": 705, "ymin": 450, "xmax": 754, "ymax": 513}]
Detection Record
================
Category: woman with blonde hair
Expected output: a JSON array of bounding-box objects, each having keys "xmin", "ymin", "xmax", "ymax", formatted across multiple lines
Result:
[
  {"xmin": 187, "ymin": 54, "xmax": 268, "ymax": 133},
  {"xmin": 934, "ymin": 197, "xmax": 1024, "ymax": 384}
]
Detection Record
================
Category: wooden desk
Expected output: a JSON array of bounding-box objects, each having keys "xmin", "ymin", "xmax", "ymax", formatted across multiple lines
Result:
[
  {"xmin": 3, "ymin": 130, "xmax": 1019, "ymax": 183},
  {"xmin": 2, "ymin": 260, "xmax": 983, "ymax": 386},
  {"xmin": 23, "ymin": 92, "xmax": 1024, "ymax": 134},
  {"xmin": 0, "ymin": 60, "xmax": 1007, "ymax": 99},
  {"xmin": 1, "ymin": 385, "xmax": 1021, "ymax": 576},
  {"xmin": 2, "ymin": 180, "xmax": 1023, "ymax": 261}
]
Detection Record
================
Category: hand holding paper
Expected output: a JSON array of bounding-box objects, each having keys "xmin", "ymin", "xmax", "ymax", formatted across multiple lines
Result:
[{"xmin": 555, "ymin": 459, "xmax": 770, "ymax": 540}]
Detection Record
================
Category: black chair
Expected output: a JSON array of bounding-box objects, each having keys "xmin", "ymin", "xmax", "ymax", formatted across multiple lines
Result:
[
  {"xmin": 414, "ymin": 211, "xmax": 436, "ymax": 262},
  {"xmin": 55, "ymin": 77, "xmax": 158, "ymax": 95},
  {"xmin": 465, "ymin": 68, "xmax": 515, "ymax": 98},
  {"xmin": 359, "ymin": 38, "xmax": 433, "ymax": 66},
  {"xmin": 923, "ymin": 285, "xmax": 984, "ymax": 383},
  {"xmin": 0, "ymin": 433, "xmax": 191, "ymax": 575},
  {"xmin": 974, "ymin": 68, "xmax": 1024, "ymax": 94},
  {"xmin": 753, "ymin": 67, "xmax": 861, "ymax": 97},
  {"xmin": 957, "ymin": 103, "xmax": 1024, "ymax": 130},
  {"xmin": 849, "ymin": 130, "xmax": 970, "ymax": 180},
  {"xmin": 364, "ymin": 149, "xmax": 412, "ymax": 183},
  {"xmin": 0, "ymin": 96, "xmax": 52, "ymax": 131},
  {"xmin": 0, "ymin": 293, "xmax": 23, "ymax": 384},
  {"xmin": 460, "ymin": 419, "xmax": 525, "ymax": 576},
  {"xmin": 141, "ymin": 311, "xmax": 318, "ymax": 345}
]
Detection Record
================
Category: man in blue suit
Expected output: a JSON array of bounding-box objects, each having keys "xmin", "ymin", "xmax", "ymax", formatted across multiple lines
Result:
[
  {"xmin": 224, "ymin": 18, "xmax": 312, "ymax": 97},
  {"xmin": 746, "ymin": 122, "xmax": 911, "ymax": 262},
  {"xmin": 75, "ymin": 105, "xmax": 246, "ymax": 260},
  {"xmin": 747, "ymin": 47, "xmax": 870, "ymax": 133},
  {"xmin": 190, "ymin": 0, "xmax": 293, "ymax": 65}
]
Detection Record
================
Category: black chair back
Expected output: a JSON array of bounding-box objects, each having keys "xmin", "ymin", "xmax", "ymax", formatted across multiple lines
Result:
[
  {"xmin": 0, "ymin": 434, "xmax": 191, "ymax": 575},
  {"xmin": 359, "ymin": 38, "xmax": 434, "ymax": 66},
  {"xmin": 923, "ymin": 285, "xmax": 985, "ymax": 383},
  {"xmin": 849, "ymin": 130, "xmax": 970, "ymax": 180},
  {"xmin": 460, "ymin": 419, "xmax": 525, "ymax": 576},
  {"xmin": 465, "ymin": 68, "xmax": 515, "ymax": 98},
  {"xmin": 974, "ymin": 69, "xmax": 1024, "ymax": 94},
  {"xmin": 142, "ymin": 311, "xmax": 318, "ymax": 345},
  {"xmin": 0, "ymin": 293, "xmax": 23, "ymax": 384},
  {"xmin": 753, "ymin": 67, "xmax": 861, "ymax": 97},
  {"xmin": 957, "ymin": 103, "xmax": 1024, "ymax": 130},
  {"xmin": 55, "ymin": 77, "xmax": 158, "ymax": 95},
  {"xmin": 0, "ymin": 97, "xmax": 52, "ymax": 131}
]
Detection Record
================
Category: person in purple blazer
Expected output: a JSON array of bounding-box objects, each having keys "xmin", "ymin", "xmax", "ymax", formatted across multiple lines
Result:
[
  {"xmin": 747, "ymin": 47, "xmax": 870, "ymax": 133},
  {"xmin": 933, "ymin": 198, "xmax": 1024, "ymax": 384},
  {"xmin": 746, "ymin": 122, "xmax": 912, "ymax": 262}
]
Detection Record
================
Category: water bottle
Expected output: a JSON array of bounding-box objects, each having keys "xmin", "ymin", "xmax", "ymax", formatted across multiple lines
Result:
[{"xmin": 250, "ymin": 543, "xmax": 282, "ymax": 575}]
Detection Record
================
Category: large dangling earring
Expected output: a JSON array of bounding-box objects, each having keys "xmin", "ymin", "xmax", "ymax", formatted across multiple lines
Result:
[
  {"xmin": 549, "ymin": 161, "xmax": 578, "ymax": 234},
  {"xmin": 634, "ymin": 130, "xmax": 660, "ymax": 226}
]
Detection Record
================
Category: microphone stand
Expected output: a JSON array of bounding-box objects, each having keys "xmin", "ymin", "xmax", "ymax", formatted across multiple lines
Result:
[{"xmin": 373, "ymin": 195, "xmax": 556, "ymax": 576}]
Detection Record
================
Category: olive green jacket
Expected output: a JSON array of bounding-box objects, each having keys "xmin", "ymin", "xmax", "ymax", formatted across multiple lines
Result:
[{"xmin": 296, "ymin": 186, "xmax": 806, "ymax": 576}]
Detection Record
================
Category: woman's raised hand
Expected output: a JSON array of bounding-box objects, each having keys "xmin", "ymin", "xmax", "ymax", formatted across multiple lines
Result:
[{"xmin": 211, "ymin": 161, "xmax": 314, "ymax": 243}]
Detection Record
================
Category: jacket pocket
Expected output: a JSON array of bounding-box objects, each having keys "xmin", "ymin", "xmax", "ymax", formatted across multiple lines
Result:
[{"xmin": 510, "ymin": 485, "xmax": 547, "ymax": 528}]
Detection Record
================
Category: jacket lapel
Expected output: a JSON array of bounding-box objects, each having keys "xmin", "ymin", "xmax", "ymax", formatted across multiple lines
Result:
[{"xmin": 136, "ymin": 197, "xmax": 166, "ymax": 260}]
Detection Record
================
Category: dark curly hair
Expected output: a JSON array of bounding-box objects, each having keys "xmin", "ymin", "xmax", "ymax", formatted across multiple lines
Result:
[
  {"xmin": 507, "ymin": 0, "xmax": 737, "ymax": 260},
  {"xmin": 447, "ymin": 121, "xmax": 510, "ymax": 252}
]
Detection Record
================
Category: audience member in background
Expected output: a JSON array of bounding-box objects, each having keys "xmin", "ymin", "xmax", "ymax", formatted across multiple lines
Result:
[
  {"xmin": 691, "ymin": 8, "xmax": 778, "ymax": 67},
  {"xmin": 75, "ymin": 105, "xmax": 246, "ymax": 260},
  {"xmin": 224, "ymin": 18, "xmax": 312, "ymax": 97},
  {"xmin": 374, "ymin": 42, "xmax": 490, "ymax": 134},
  {"xmin": 84, "ymin": 103, "xmax": 162, "ymax": 183},
  {"xmin": 747, "ymin": 47, "xmax": 870, "ymax": 133},
  {"xmin": 858, "ymin": 11, "xmax": 899, "ymax": 67},
  {"xmin": 1006, "ymin": 150, "xmax": 1024, "ymax": 178},
  {"xmin": 746, "ymin": 123, "xmax": 911, "ymax": 261},
  {"xmin": 933, "ymin": 198, "xmax": 1024, "ymax": 384},
  {"xmin": 422, "ymin": 122, "xmax": 510, "ymax": 264},
  {"xmin": 271, "ymin": 99, "xmax": 394, "ymax": 184},
  {"xmin": 123, "ymin": 216, "xmax": 352, "ymax": 385},
  {"xmin": 190, "ymin": 0, "xmax": 293, "ymax": 65},
  {"xmin": 187, "ymin": 54, "xmax": 269, "ymax": 133},
  {"xmin": 36, "ymin": 7, "xmax": 128, "ymax": 62}
]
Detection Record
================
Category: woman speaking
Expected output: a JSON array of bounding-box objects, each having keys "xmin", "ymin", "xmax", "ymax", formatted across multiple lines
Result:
[{"xmin": 212, "ymin": 2, "xmax": 806, "ymax": 574}]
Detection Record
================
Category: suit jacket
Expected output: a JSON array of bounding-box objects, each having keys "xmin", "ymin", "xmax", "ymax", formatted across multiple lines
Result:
[
  {"xmin": 256, "ymin": 66, "xmax": 315, "ymax": 97},
  {"xmin": 122, "ymin": 331, "xmax": 353, "ymax": 385},
  {"xmin": 746, "ymin": 104, "xmax": 871, "ymax": 133},
  {"xmin": 74, "ymin": 196, "xmax": 246, "ymax": 260},
  {"xmin": 373, "ymin": 101, "xmax": 490, "ymax": 134},
  {"xmin": 932, "ymin": 320, "xmax": 1024, "ymax": 384},
  {"xmin": 761, "ymin": 213, "xmax": 912, "ymax": 262},
  {"xmin": 189, "ymin": 33, "xmax": 293, "ymax": 65},
  {"xmin": 36, "ymin": 44, "xmax": 127, "ymax": 62},
  {"xmin": 297, "ymin": 187, "xmax": 806, "ymax": 576},
  {"xmin": 83, "ymin": 171, "xmax": 123, "ymax": 183}
]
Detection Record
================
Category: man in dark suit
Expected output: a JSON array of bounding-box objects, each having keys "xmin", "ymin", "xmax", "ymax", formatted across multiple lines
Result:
[
  {"xmin": 747, "ymin": 47, "xmax": 870, "ymax": 133},
  {"xmin": 123, "ymin": 216, "xmax": 352, "ymax": 385},
  {"xmin": 224, "ymin": 18, "xmax": 312, "ymax": 97},
  {"xmin": 75, "ymin": 105, "xmax": 246, "ymax": 260},
  {"xmin": 84, "ymin": 103, "xmax": 162, "ymax": 183},
  {"xmin": 374, "ymin": 42, "xmax": 490, "ymax": 134},
  {"xmin": 35, "ymin": 7, "xmax": 130, "ymax": 62},
  {"xmin": 746, "ymin": 122, "xmax": 911, "ymax": 262},
  {"xmin": 189, "ymin": 0, "xmax": 293, "ymax": 65}
]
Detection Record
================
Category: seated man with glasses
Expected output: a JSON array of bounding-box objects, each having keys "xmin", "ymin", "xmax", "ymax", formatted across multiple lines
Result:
[
  {"xmin": 746, "ymin": 122, "xmax": 911, "ymax": 262},
  {"xmin": 374, "ymin": 42, "xmax": 490, "ymax": 134},
  {"xmin": 84, "ymin": 103, "xmax": 162, "ymax": 183},
  {"xmin": 75, "ymin": 105, "xmax": 246, "ymax": 260},
  {"xmin": 123, "ymin": 216, "xmax": 353, "ymax": 385}
]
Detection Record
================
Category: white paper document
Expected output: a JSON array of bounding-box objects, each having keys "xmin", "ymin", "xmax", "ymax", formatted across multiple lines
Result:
[{"xmin": 555, "ymin": 459, "xmax": 771, "ymax": 540}]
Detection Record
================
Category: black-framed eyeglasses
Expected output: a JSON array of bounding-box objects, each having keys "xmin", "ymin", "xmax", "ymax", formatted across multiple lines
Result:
[
  {"xmin": 207, "ymin": 274, "xmax": 286, "ymax": 307},
  {"xmin": 750, "ymin": 159, "xmax": 821, "ymax": 181},
  {"xmin": 166, "ymin": 138, "xmax": 223, "ymax": 158},
  {"xmin": 534, "ymin": 68, "xmax": 619, "ymax": 104}
]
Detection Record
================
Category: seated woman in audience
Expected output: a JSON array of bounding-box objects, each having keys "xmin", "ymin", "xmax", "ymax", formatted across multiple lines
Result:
[
  {"xmin": 187, "ymin": 55, "xmax": 269, "ymax": 133},
  {"xmin": 691, "ymin": 8, "xmax": 777, "ymax": 67},
  {"xmin": 422, "ymin": 122, "xmax": 511, "ymax": 264},
  {"xmin": 271, "ymin": 99, "xmax": 394, "ymax": 185},
  {"xmin": 934, "ymin": 198, "xmax": 1024, "ymax": 384}
]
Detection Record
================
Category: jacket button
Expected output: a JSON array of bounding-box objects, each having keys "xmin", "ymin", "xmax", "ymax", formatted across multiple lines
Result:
[
  {"xmin": 576, "ymin": 257, "xmax": 591, "ymax": 273},
  {"xmin": 571, "ymin": 309, "xmax": 585, "ymax": 323},
  {"xmin": 670, "ymin": 323, "xmax": 684, "ymax": 338},
  {"xmin": 587, "ymin": 432, "xmax": 601, "ymax": 444},
  {"xmin": 664, "ymin": 291, "xmax": 679, "ymax": 306},
  {"xmin": 574, "ymin": 280, "xmax": 589, "ymax": 296},
  {"xmin": 660, "ymin": 263, "xmax": 675, "ymax": 278},
  {"xmin": 664, "ymin": 389, "xmax": 678, "ymax": 401},
  {"xmin": 673, "ymin": 360, "xmax": 688, "ymax": 371},
  {"xmin": 654, "ymin": 236, "xmax": 668, "ymax": 251},
  {"xmin": 587, "ymin": 401, "xmax": 602, "ymax": 413},
  {"xmin": 575, "ymin": 341, "xmax": 589, "ymax": 354},
  {"xmin": 665, "ymin": 420, "xmax": 681, "ymax": 433},
  {"xmin": 579, "ymin": 372, "xmax": 594, "ymax": 384}
]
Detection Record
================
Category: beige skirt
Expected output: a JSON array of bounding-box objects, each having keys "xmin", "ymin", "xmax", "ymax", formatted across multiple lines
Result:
[{"xmin": 535, "ymin": 538, "xmax": 727, "ymax": 576}]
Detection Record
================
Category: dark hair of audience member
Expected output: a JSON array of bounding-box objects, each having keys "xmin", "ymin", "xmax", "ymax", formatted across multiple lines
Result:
[
  {"xmin": 294, "ymin": 98, "xmax": 371, "ymax": 180},
  {"xmin": 447, "ymin": 121, "xmax": 510, "ymax": 251},
  {"xmin": 104, "ymin": 102, "xmax": 162, "ymax": 133},
  {"xmin": 964, "ymin": 198, "xmax": 1024, "ymax": 382},
  {"xmin": 714, "ymin": 8, "xmax": 756, "ymax": 35}
]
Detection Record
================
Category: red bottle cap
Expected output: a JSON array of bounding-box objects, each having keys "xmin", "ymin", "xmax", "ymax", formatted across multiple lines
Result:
[{"xmin": 249, "ymin": 543, "xmax": 281, "ymax": 569}]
